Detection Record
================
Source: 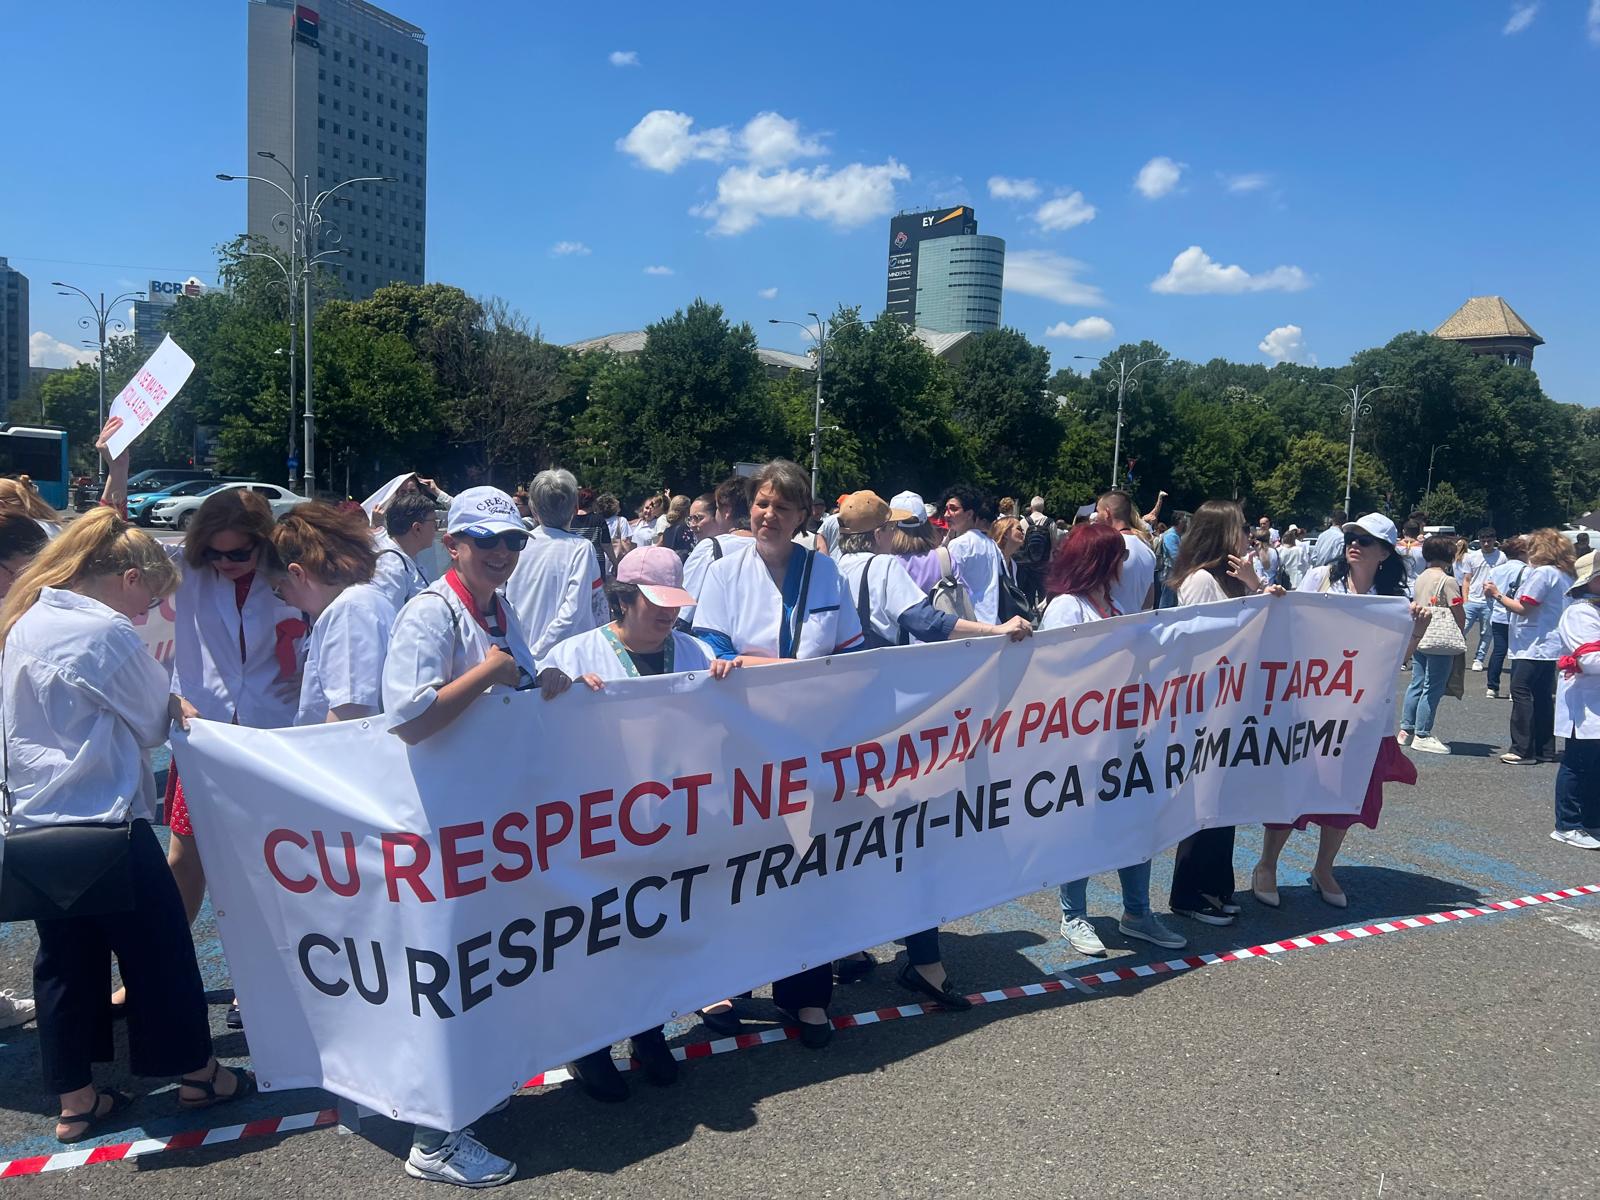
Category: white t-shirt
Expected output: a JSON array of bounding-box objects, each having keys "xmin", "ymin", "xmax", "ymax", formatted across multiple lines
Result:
[
  {"xmin": 680, "ymin": 531, "xmax": 758, "ymax": 626},
  {"xmin": 629, "ymin": 519, "xmax": 660, "ymax": 548},
  {"xmin": 1462, "ymin": 548, "xmax": 1505, "ymax": 603},
  {"xmin": 1039, "ymin": 593, "xmax": 1116, "ymax": 631},
  {"xmin": 1311, "ymin": 525, "xmax": 1346, "ymax": 567},
  {"xmin": 1487, "ymin": 560, "xmax": 1525, "ymax": 625},
  {"xmin": 382, "ymin": 576, "xmax": 539, "ymax": 726},
  {"xmin": 1556, "ymin": 599, "xmax": 1600, "ymax": 739},
  {"xmin": 541, "ymin": 626, "xmax": 714, "ymax": 681},
  {"xmin": 1112, "ymin": 531, "xmax": 1157, "ymax": 614},
  {"xmin": 818, "ymin": 513, "xmax": 843, "ymax": 562},
  {"xmin": 837, "ymin": 551, "xmax": 932, "ymax": 646},
  {"xmin": 946, "ymin": 529, "xmax": 1005, "ymax": 624},
  {"xmin": 607, "ymin": 516, "xmax": 632, "ymax": 545},
  {"xmin": 1177, "ymin": 571, "xmax": 1234, "ymax": 605},
  {"xmin": 297, "ymin": 582, "xmax": 396, "ymax": 725},
  {"xmin": 1279, "ymin": 542, "xmax": 1310, "ymax": 589},
  {"xmin": 1508, "ymin": 564, "xmax": 1573, "ymax": 660}
]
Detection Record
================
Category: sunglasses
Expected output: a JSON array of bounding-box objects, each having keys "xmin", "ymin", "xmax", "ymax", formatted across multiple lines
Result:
[
  {"xmin": 1347, "ymin": 535, "xmax": 1380, "ymax": 548},
  {"xmin": 146, "ymin": 595, "xmax": 165, "ymax": 611},
  {"xmin": 462, "ymin": 531, "xmax": 528, "ymax": 552},
  {"xmin": 202, "ymin": 545, "xmax": 257, "ymax": 564}
]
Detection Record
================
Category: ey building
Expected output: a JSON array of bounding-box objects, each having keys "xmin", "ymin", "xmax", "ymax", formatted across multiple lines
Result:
[
  {"xmin": 884, "ymin": 206, "xmax": 1005, "ymax": 334},
  {"xmin": 246, "ymin": 0, "xmax": 428, "ymax": 300}
]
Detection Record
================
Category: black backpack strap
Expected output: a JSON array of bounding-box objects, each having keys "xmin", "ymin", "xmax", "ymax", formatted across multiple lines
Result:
[
  {"xmin": 855, "ymin": 558, "xmax": 874, "ymax": 640},
  {"xmin": 783, "ymin": 548, "xmax": 816, "ymax": 659}
]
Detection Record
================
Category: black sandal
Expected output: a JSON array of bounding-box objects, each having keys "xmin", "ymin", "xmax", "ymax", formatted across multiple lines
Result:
[
  {"xmin": 178, "ymin": 1060, "xmax": 257, "ymax": 1111},
  {"xmin": 56, "ymin": 1088, "xmax": 133, "ymax": 1144}
]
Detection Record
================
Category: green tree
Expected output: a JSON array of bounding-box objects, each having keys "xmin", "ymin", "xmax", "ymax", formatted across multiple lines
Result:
[
  {"xmin": 1255, "ymin": 432, "xmax": 1390, "ymax": 523},
  {"xmin": 951, "ymin": 328, "xmax": 1056, "ymax": 492}
]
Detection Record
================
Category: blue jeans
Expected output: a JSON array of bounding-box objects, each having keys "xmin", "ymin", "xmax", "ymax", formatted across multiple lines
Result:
[
  {"xmin": 1462, "ymin": 600, "xmax": 1490, "ymax": 662},
  {"xmin": 1060, "ymin": 862, "xmax": 1151, "ymax": 919},
  {"xmin": 1555, "ymin": 736, "xmax": 1600, "ymax": 832},
  {"xmin": 1401, "ymin": 651, "xmax": 1454, "ymax": 737}
]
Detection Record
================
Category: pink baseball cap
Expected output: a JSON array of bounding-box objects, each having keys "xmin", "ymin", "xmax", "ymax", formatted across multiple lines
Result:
[{"xmin": 617, "ymin": 546, "xmax": 697, "ymax": 608}]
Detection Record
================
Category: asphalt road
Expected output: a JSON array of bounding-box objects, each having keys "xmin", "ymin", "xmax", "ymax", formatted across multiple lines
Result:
[{"xmin": 2, "ymin": 668, "xmax": 1597, "ymax": 1198}]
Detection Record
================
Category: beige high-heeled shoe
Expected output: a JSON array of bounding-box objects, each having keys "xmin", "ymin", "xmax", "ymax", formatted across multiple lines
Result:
[{"xmin": 1308, "ymin": 874, "xmax": 1347, "ymax": 909}]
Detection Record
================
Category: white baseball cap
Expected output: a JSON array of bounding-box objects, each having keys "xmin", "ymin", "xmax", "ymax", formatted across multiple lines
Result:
[
  {"xmin": 889, "ymin": 491, "xmax": 928, "ymax": 528},
  {"xmin": 447, "ymin": 487, "xmax": 526, "ymax": 536},
  {"xmin": 1342, "ymin": 513, "xmax": 1399, "ymax": 546}
]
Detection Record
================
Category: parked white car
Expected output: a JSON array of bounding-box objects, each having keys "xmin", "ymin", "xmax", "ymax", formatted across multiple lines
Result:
[{"xmin": 147, "ymin": 481, "xmax": 309, "ymax": 530}]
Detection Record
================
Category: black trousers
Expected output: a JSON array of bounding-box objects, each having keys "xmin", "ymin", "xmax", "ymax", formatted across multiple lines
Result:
[
  {"xmin": 1485, "ymin": 623, "xmax": 1511, "ymax": 693},
  {"xmin": 1509, "ymin": 659, "xmax": 1558, "ymax": 759},
  {"xmin": 32, "ymin": 820, "xmax": 213, "ymax": 1093},
  {"xmin": 1169, "ymin": 826, "xmax": 1237, "ymax": 910},
  {"xmin": 772, "ymin": 964, "xmax": 833, "ymax": 1013}
]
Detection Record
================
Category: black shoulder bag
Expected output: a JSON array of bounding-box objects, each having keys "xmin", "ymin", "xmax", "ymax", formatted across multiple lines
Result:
[{"xmin": 0, "ymin": 647, "xmax": 135, "ymax": 922}]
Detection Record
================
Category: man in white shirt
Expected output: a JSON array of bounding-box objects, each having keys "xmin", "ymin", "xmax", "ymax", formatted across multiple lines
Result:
[
  {"xmin": 1311, "ymin": 508, "xmax": 1349, "ymax": 567},
  {"xmin": 940, "ymin": 486, "xmax": 1005, "ymax": 623},
  {"xmin": 1256, "ymin": 515, "xmax": 1280, "ymax": 545},
  {"xmin": 502, "ymin": 469, "xmax": 608, "ymax": 660},
  {"xmin": 1096, "ymin": 490, "xmax": 1156, "ymax": 613},
  {"xmin": 371, "ymin": 487, "xmax": 438, "ymax": 610},
  {"xmin": 1460, "ymin": 527, "xmax": 1505, "ymax": 670}
]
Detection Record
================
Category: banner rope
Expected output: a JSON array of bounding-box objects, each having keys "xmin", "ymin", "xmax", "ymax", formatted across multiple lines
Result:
[{"xmin": 3, "ymin": 882, "xmax": 1595, "ymax": 1179}]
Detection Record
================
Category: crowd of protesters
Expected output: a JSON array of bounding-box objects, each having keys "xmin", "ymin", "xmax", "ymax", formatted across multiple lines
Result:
[{"xmin": 1, "ymin": 426, "xmax": 1597, "ymax": 1187}]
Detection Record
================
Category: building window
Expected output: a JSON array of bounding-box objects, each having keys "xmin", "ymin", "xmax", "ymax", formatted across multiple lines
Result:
[
  {"xmin": 333, "ymin": 50, "xmax": 341, "ymax": 63},
  {"xmin": 318, "ymin": 92, "xmax": 326, "ymax": 105},
  {"xmin": 318, "ymin": 117, "xmax": 326, "ymax": 129}
]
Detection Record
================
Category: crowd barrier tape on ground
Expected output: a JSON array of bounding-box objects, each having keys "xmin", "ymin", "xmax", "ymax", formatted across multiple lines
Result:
[{"xmin": 173, "ymin": 591, "xmax": 1413, "ymax": 1130}]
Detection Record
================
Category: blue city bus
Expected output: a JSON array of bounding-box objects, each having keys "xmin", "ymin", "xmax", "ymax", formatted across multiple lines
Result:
[{"xmin": 0, "ymin": 425, "xmax": 70, "ymax": 510}]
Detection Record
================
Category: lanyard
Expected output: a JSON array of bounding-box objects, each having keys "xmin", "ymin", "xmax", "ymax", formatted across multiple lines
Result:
[
  {"xmin": 599, "ymin": 624, "xmax": 674, "ymax": 678},
  {"xmin": 443, "ymin": 569, "xmax": 505, "ymax": 633}
]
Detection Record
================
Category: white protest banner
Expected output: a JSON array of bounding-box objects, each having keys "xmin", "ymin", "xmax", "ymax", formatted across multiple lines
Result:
[
  {"xmin": 104, "ymin": 335, "xmax": 195, "ymax": 459},
  {"xmin": 174, "ymin": 592, "xmax": 1412, "ymax": 1131}
]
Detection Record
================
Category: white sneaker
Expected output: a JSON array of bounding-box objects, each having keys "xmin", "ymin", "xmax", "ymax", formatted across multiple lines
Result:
[
  {"xmin": 0, "ymin": 990, "xmax": 35, "ymax": 1030},
  {"xmin": 1059, "ymin": 916, "xmax": 1107, "ymax": 957},
  {"xmin": 405, "ymin": 1131, "xmax": 517, "ymax": 1188},
  {"xmin": 1396, "ymin": 730, "xmax": 1411, "ymax": 747},
  {"xmin": 1470, "ymin": 661, "xmax": 1484, "ymax": 672},
  {"xmin": 1410, "ymin": 736, "xmax": 1451, "ymax": 754},
  {"xmin": 1486, "ymin": 688, "xmax": 1498, "ymax": 699},
  {"xmin": 1550, "ymin": 829, "xmax": 1600, "ymax": 851},
  {"xmin": 1118, "ymin": 911, "xmax": 1187, "ymax": 950}
]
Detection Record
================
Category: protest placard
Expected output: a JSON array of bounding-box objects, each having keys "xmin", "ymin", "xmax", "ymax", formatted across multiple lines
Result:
[{"xmin": 104, "ymin": 335, "xmax": 196, "ymax": 459}]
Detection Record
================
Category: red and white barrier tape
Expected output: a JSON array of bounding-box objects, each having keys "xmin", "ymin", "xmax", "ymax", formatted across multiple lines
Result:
[{"xmin": 5, "ymin": 882, "xmax": 1596, "ymax": 1179}]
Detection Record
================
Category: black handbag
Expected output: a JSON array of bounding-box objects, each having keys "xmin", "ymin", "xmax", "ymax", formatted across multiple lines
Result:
[{"xmin": 0, "ymin": 646, "xmax": 135, "ymax": 922}]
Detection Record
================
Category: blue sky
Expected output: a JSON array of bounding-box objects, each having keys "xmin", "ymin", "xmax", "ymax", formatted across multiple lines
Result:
[{"xmin": 9, "ymin": 1, "xmax": 1598, "ymax": 405}]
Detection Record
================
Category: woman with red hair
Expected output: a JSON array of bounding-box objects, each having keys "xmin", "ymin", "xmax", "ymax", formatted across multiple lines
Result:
[{"xmin": 1038, "ymin": 522, "xmax": 1189, "ymax": 958}]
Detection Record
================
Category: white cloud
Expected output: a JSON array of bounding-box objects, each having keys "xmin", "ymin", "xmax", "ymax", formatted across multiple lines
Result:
[
  {"xmin": 1224, "ymin": 172, "xmax": 1269, "ymax": 194},
  {"xmin": 1135, "ymin": 156, "xmax": 1185, "ymax": 199},
  {"xmin": 1151, "ymin": 245, "xmax": 1310, "ymax": 295},
  {"xmin": 1033, "ymin": 191, "xmax": 1096, "ymax": 232},
  {"xmin": 29, "ymin": 331, "xmax": 94, "ymax": 368},
  {"xmin": 693, "ymin": 159, "xmax": 909, "ymax": 235},
  {"xmin": 988, "ymin": 175, "xmax": 1040, "ymax": 200},
  {"xmin": 1044, "ymin": 316, "xmax": 1115, "ymax": 341},
  {"xmin": 1259, "ymin": 324, "xmax": 1316, "ymax": 365},
  {"xmin": 550, "ymin": 241, "xmax": 591, "ymax": 256},
  {"xmin": 1503, "ymin": 3, "xmax": 1539, "ymax": 34},
  {"xmin": 608, "ymin": 50, "xmax": 640, "ymax": 67},
  {"xmin": 740, "ymin": 112, "xmax": 827, "ymax": 168},
  {"xmin": 643, "ymin": 265, "xmax": 674, "ymax": 276},
  {"xmin": 616, "ymin": 110, "xmax": 733, "ymax": 172},
  {"xmin": 1589, "ymin": 0, "xmax": 1600, "ymax": 42},
  {"xmin": 1004, "ymin": 250, "xmax": 1105, "ymax": 306},
  {"xmin": 758, "ymin": 287, "xmax": 779, "ymax": 300}
]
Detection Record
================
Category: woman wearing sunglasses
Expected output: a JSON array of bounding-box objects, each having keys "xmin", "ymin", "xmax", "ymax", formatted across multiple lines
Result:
[
  {"xmin": 165, "ymin": 489, "xmax": 307, "ymax": 955},
  {"xmin": 1252, "ymin": 513, "xmax": 1417, "ymax": 909},
  {"xmin": 266, "ymin": 502, "xmax": 396, "ymax": 724}
]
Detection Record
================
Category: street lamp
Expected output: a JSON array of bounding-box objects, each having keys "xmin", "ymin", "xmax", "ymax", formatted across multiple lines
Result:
[
  {"xmin": 769, "ymin": 313, "xmax": 861, "ymax": 499},
  {"xmin": 51, "ymin": 282, "xmax": 146, "ymax": 481},
  {"xmin": 1074, "ymin": 351, "xmax": 1166, "ymax": 490},
  {"xmin": 1425, "ymin": 442, "xmax": 1449, "ymax": 506},
  {"xmin": 1319, "ymin": 381, "xmax": 1398, "ymax": 517},
  {"xmin": 219, "ymin": 158, "xmax": 391, "ymax": 495}
]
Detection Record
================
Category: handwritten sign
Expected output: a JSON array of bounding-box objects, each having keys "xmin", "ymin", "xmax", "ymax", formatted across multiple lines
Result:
[{"xmin": 105, "ymin": 335, "xmax": 196, "ymax": 459}]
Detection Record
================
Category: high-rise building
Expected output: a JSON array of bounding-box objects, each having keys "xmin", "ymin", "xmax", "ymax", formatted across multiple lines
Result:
[
  {"xmin": 246, "ymin": 0, "xmax": 428, "ymax": 301},
  {"xmin": 0, "ymin": 258, "xmax": 28, "ymax": 410},
  {"xmin": 133, "ymin": 277, "xmax": 209, "ymax": 355},
  {"xmin": 883, "ymin": 206, "xmax": 1005, "ymax": 334}
]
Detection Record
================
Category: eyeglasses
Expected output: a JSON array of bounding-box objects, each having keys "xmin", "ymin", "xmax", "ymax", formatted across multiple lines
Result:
[
  {"xmin": 147, "ymin": 595, "xmax": 165, "ymax": 611},
  {"xmin": 687, "ymin": 513, "xmax": 708, "ymax": 525},
  {"xmin": 462, "ymin": 531, "xmax": 528, "ymax": 552},
  {"xmin": 944, "ymin": 503, "xmax": 962, "ymax": 515},
  {"xmin": 202, "ymin": 545, "xmax": 257, "ymax": 564},
  {"xmin": 1348, "ymin": 535, "xmax": 1380, "ymax": 548}
]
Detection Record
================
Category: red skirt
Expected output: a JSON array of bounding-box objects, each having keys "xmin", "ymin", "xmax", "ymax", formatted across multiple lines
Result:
[
  {"xmin": 163, "ymin": 768, "xmax": 192, "ymax": 837},
  {"xmin": 1266, "ymin": 736, "xmax": 1417, "ymax": 833}
]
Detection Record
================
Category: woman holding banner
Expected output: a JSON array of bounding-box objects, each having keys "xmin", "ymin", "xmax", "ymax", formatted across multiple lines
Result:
[
  {"xmin": 1, "ymin": 510, "xmax": 254, "ymax": 1143},
  {"xmin": 1039, "ymin": 522, "xmax": 1190, "ymax": 956},
  {"xmin": 692, "ymin": 460, "xmax": 865, "ymax": 1048},
  {"xmin": 1252, "ymin": 513, "xmax": 1416, "ymax": 909}
]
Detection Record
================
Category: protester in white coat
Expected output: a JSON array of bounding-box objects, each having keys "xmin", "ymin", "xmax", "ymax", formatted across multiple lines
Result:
[
  {"xmin": 380, "ymin": 486, "xmax": 572, "ymax": 1188},
  {"xmin": 679, "ymin": 476, "xmax": 757, "ymax": 629},
  {"xmin": 371, "ymin": 486, "xmax": 438, "ymax": 610},
  {"xmin": 166, "ymin": 488, "xmax": 305, "ymax": 930},
  {"xmin": 1553, "ymin": 574, "xmax": 1600, "ymax": 849},
  {"xmin": 502, "ymin": 469, "xmax": 608, "ymax": 660},
  {"xmin": 268, "ymin": 502, "xmax": 397, "ymax": 724},
  {"xmin": 1, "ymin": 510, "xmax": 253, "ymax": 1144}
]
